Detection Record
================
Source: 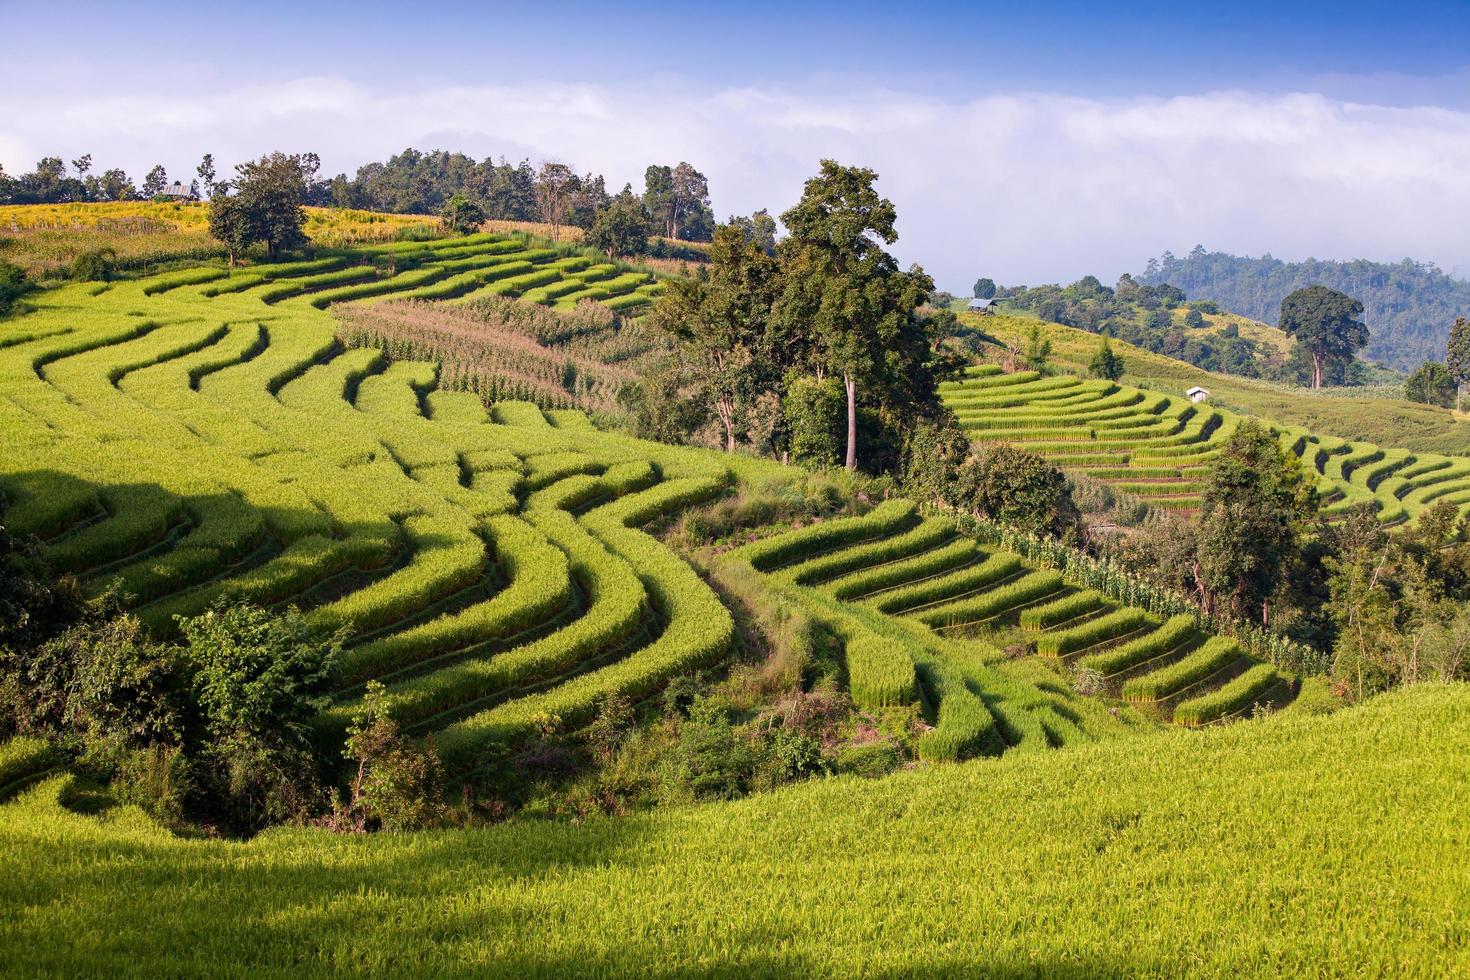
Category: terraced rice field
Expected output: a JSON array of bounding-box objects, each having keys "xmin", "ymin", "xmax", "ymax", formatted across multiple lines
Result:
[
  {"xmin": 941, "ymin": 365, "xmax": 1470, "ymax": 525},
  {"xmin": 0, "ymin": 254, "xmax": 715, "ymax": 768},
  {"xmin": 725, "ymin": 500, "xmax": 1295, "ymax": 732},
  {"xmin": 0, "ymin": 251, "xmax": 1295, "ymax": 777}
]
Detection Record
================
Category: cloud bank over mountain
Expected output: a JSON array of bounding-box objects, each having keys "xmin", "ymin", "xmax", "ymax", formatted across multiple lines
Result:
[{"xmin": 6, "ymin": 77, "xmax": 1469, "ymax": 289}]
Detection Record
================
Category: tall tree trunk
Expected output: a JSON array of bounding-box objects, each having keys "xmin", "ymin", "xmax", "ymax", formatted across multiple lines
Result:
[
  {"xmin": 843, "ymin": 371, "xmax": 857, "ymax": 472},
  {"xmin": 1312, "ymin": 351, "xmax": 1323, "ymax": 389},
  {"xmin": 718, "ymin": 394, "xmax": 735, "ymax": 453}
]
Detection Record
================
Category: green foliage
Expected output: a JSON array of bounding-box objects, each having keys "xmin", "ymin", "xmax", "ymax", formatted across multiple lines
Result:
[
  {"xmin": 587, "ymin": 188, "xmax": 651, "ymax": 257},
  {"xmin": 1194, "ymin": 420, "xmax": 1316, "ymax": 622},
  {"xmin": 1446, "ymin": 316, "xmax": 1470, "ymax": 406},
  {"xmin": 340, "ymin": 680, "xmax": 445, "ymax": 832},
  {"xmin": 1141, "ymin": 246, "xmax": 1470, "ymax": 370},
  {"xmin": 1277, "ymin": 285, "xmax": 1369, "ymax": 389},
  {"xmin": 209, "ymin": 152, "xmax": 312, "ymax": 261},
  {"xmin": 182, "ymin": 605, "xmax": 340, "ymax": 829},
  {"xmin": 439, "ymin": 193, "xmax": 486, "ymax": 236},
  {"xmin": 782, "ymin": 375, "xmax": 845, "ymax": 467},
  {"xmin": 662, "ymin": 695, "xmax": 762, "ymax": 801},
  {"xmin": 69, "ymin": 248, "xmax": 117, "ymax": 282},
  {"xmin": 957, "ymin": 444, "xmax": 1082, "ymax": 542},
  {"xmin": 654, "ymin": 225, "xmax": 780, "ymax": 451},
  {"xmin": 773, "ymin": 159, "xmax": 935, "ymax": 471},
  {"xmin": 972, "ymin": 277, "xmax": 996, "ymax": 299},
  {"xmin": 0, "ymin": 605, "xmax": 187, "ymax": 751},
  {"xmin": 1404, "ymin": 360, "xmax": 1455, "ymax": 408},
  {"xmin": 1088, "ymin": 338, "xmax": 1125, "ymax": 380},
  {"xmin": 0, "ymin": 260, "xmax": 30, "ymax": 315}
]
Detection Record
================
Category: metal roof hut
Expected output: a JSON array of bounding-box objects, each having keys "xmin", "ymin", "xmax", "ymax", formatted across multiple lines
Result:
[
  {"xmin": 1186, "ymin": 386, "xmax": 1210, "ymax": 403},
  {"xmin": 967, "ymin": 297, "xmax": 997, "ymax": 315}
]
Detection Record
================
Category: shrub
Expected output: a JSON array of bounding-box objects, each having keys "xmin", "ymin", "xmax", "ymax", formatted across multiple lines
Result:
[
  {"xmin": 182, "ymin": 604, "xmax": 341, "ymax": 831},
  {"xmin": 661, "ymin": 695, "xmax": 761, "ymax": 802},
  {"xmin": 0, "ymin": 608, "xmax": 187, "ymax": 749},
  {"xmin": 70, "ymin": 248, "xmax": 118, "ymax": 282},
  {"xmin": 338, "ymin": 681, "xmax": 446, "ymax": 832},
  {"xmin": 0, "ymin": 259, "xmax": 32, "ymax": 315},
  {"xmin": 440, "ymin": 194, "xmax": 486, "ymax": 236},
  {"xmin": 834, "ymin": 742, "xmax": 902, "ymax": 777}
]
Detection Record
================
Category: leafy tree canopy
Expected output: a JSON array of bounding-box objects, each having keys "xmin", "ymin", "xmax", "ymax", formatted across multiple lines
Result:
[
  {"xmin": 1278, "ymin": 285, "xmax": 1369, "ymax": 389},
  {"xmin": 1405, "ymin": 361, "xmax": 1456, "ymax": 408}
]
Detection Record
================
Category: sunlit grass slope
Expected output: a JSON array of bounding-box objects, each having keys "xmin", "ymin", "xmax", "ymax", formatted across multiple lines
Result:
[
  {"xmin": 942, "ymin": 362, "xmax": 1470, "ymax": 526},
  {"xmin": 1, "ymin": 684, "xmax": 1466, "ymax": 976},
  {"xmin": 972, "ymin": 312, "xmax": 1470, "ymax": 455}
]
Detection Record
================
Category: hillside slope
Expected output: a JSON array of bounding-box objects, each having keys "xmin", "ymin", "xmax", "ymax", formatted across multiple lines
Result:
[
  {"xmin": 971, "ymin": 311, "xmax": 1470, "ymax": 456},
  {"xmin": 1139, "ymin": 247, "xmax": 1470, "ymax": 371},
  {"xmin": 4, "ymin": 252, "xmax": 1210, "ymax": 784},
  {"xmin": 1, "ymin": 684, "xmax": 1466, "ymax": 975}
]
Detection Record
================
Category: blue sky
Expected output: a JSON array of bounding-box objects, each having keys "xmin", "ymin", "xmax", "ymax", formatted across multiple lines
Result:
[{"xmin": 5, "ymin": 0, "xmax": 1470, "ymax": 288}]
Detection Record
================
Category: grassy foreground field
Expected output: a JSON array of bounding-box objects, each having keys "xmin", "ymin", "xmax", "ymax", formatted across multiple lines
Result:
[{"xmin": 1, "ymin": 683, "xmax": 1466, "ymax": 976}]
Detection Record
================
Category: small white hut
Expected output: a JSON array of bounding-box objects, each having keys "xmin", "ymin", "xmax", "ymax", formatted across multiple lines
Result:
[{"xmin": 1186, "ymin": 386, "xmax": 1210, "ymax": 403}]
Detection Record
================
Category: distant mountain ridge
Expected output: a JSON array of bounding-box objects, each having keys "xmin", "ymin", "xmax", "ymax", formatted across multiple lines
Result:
[{"xmin": 1137, "ymin": 247, "xmax": 1470, "ymax": 371}]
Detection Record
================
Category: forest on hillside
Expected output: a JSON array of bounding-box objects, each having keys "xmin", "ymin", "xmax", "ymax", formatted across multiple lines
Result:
[{"xmin": 1138, "ymin": 247, "xmax": 1470, "ymax": 371}]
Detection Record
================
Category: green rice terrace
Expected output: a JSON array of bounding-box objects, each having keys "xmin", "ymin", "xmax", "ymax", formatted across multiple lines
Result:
[
  {"xmin": 0, "ymin": 251, "xmax": 1293, "ymax": 773},
  {"xmin": 0, "ymin": 244, "xmax": 1463, "ymax": 978},
  {"xmin": 942, "ymin": 364, "xmax": 1470, "ymax": 525}
]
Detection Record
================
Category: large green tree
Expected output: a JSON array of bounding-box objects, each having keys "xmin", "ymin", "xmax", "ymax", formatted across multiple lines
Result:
[
  {"xmin": 773, "ymin": 160, "xmax": 933, "ymax": 471},
  {"xmin": 1277, "ymin": 285, "xmax": 1369, "ymax": 388},
  {"xmin": 654, "ymin": 225, "xmax": 779, "ymax": 451},
  {"xmin": 439, "ymin": 193, "xmax": 485, "ymax": 236},
  {"xmin": 1445, "ymin": 316, "xmax": 1470, "ymax": 411},
  {"xmin": 208, "ymin": 153, "xmax": 313, "ymax": 261},
  {"xmin": 587, "ymin": 186, "xmax": 651, "ymax": 257},
  {"xmin": 1193, "ymin": 420, "xmax": 1317, "ymax": 622},
  {"xmin": 1404, "ymin": 361, "xmax": 1456, "ymax": 408}
]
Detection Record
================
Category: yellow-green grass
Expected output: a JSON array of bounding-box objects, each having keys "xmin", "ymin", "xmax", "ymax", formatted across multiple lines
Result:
[
  {"xmin": 0, "ymin": 241, "xmax": 777, "ymax": 764},
  {"xmin": 726, "ymin": 502, "xmax": 1280, "ymax": 730},
  {"xmin": 1, "ymin": 684, "xmax": 1466, "ymax": 975},
  {"xmin": 0, "ymin": 201, "xmax": 438, "ymax": 275},
  {"xmin": 1176, "ymin": 306, "xmax": 1296, "ymax": 350},
  {"xmin": 970, "ymin": 311, "xmax": 1470, "ymax": 455},
  {"xmin": 942, "ymin": 354, "xmax": 1470, "ymax": 527}
]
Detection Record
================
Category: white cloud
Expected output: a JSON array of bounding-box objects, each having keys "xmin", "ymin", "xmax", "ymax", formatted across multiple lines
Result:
[{"xmin": 4, "ymin": 79, "xmax": 1470, "ymax": 287}]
